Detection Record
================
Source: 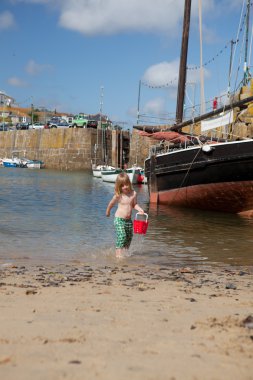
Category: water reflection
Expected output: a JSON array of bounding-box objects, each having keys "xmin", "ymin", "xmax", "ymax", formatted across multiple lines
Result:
[
  {"xmin": 138, "ymin": 204, "xmax": 253, "ymax": 267},
  {"xmin": 0, "ymin": 168, "xmax": 252, "ymax": 268}
]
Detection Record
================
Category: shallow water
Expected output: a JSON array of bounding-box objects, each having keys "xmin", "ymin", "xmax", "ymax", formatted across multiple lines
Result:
[{"xmin": 0, "ymin": 168, "xmax": 252, "ymax": 268}]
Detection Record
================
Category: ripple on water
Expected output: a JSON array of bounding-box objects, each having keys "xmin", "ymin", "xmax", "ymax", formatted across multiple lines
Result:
[{"xmin": 0, "ymin": 169, "xmax": 253, "ymax": 268}]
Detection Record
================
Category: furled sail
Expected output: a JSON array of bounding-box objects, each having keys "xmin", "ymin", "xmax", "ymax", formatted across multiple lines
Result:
[{"xmin": 138, "ymin": 131, "xmax": 189, "ymax": 143}]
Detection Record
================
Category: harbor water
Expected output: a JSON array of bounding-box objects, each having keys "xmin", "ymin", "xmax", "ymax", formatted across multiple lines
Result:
[{"xmin": 0, "ymin": 168, "xmax": 253, "ymax": 268}]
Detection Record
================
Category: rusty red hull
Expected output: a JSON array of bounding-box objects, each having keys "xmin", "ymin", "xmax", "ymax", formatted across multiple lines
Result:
[
  {"xmin": 145, "ymin": 139, "xmax": 253, "ymax": 214},
  {"xmin": 156, "ymin": 181, "xmax": 253, "ymax": 214}
]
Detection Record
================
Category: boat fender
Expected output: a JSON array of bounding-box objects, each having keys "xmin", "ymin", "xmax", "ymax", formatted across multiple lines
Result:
[
  {"xmin": 202, "ymin": 145, "xmax": 214, "ymax": 153},
  {"xmin": 150, "ymin": 146, "xmax": 157, "ymax": 156}
]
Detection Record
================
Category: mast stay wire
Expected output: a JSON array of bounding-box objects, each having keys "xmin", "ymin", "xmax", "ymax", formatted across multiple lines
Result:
[
  {"xmin": 232, "ymin": 20, "xmax": 247, "ymax": 96},
  {"xmin": 198, "ymin": 0, "xmax": 205, "ymax": 115},
  {"xmin": 248, "ymin": 11, "xmax": 253, "ymax": 67},
  {"xmin": 139, "ymin": 1, "xmax": 252, "ymax": 124},
  {"xmin": 215, "ymin": 45, "xmax": 221, "ymax": 100},
  {"xmin": 185, "ymin": 88, "xmax": 194, "ymax": 107},
  {"xmin": 229, "ymin": 0, "xmax": 246, "ymax": 96},
  {"xmin": 187, "ymin": 16, "xmax": 250, "ymax": 122}
]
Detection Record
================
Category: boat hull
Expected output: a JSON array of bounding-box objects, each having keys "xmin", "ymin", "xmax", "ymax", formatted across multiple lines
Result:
[
  {"xmin": 3, "ymin": 161, "xmax": 17, "ymax": 168},
  {"xmin": 2, "ymin": 158, "xmax": 21, "ymax": 167},
  {"xmin": 127, "ymin": 168, "xmax": 141, "ymax": 184},
  {"xmin": 26, "ymin": 162, "xmax": 41, "ymax": 169},
  {"xmin": 101, "ymin": 170, "xmax": 120, "ymax": 182},
  {"xmin": 158, "ymin": 181, "xmax": 253, "ymax": 214},
  {"xmin": 2, "ymin": 157, "xmax": 43, "ymax": 169},
  {"xmin": 145, "ymin": 139, "xmax": 253, "ymax": 214},
  {"xmin": 93, "ymin": 169, "xmax": 103, "ymax": 178},
  {"xmin": 101, "ymin": 168, "xmax": 140, "ymax": 184},
  {"xmin": 93, "ymin": 165, "xmax": 115, "ymax": 178}
]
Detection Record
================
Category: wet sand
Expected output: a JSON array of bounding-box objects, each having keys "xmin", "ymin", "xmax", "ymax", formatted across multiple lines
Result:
[{"xmin": 0, "ymin": 262, "xmax": 253, "ymax": 380}]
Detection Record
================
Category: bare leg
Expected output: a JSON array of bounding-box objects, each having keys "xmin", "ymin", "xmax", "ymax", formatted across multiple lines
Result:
[{"xmin": 116, "ymin": 248, "xmax": 123, "ymax": 258}]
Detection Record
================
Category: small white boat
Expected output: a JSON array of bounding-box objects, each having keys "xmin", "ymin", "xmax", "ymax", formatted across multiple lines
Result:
[
  {"xmin": 92, "ymin": 164, "xmax": 115, "ymax": 178},
  {"xmin": 25, "ymin": 160, "xmax": 44, "ymax": 169},
  {"xmin": 101, "ymin": 168, "xmax": 122, "ymax": 182},
  {"xmin": 101, "ymin": 167, "xmax": 141, "ymax": 184}
]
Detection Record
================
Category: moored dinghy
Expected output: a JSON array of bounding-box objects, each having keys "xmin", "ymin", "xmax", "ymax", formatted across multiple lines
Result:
[
  {"xmin": 2, "ymin": 157, "xmax": 22, "ymax": 168},
  {"xmin": 92, "ymin": 164, "xmax": 115, "ymax": 178},
  {"xmin": 101, "ymin": 168, "xmax": 122, "ymax": 182},
  {"xmin": 25, "ymin": 159, "xmax": 44, "ymax": 169},
  {"xmin": 2, "ymin": 156, "xmax": 44, "ymax": 169},
  {"xmin": 101, "ymin": 166, "xmax": 141, "ymax": 184}
]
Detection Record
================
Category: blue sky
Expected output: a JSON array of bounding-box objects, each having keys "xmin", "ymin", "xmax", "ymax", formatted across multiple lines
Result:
[{"xmin": 0, "ymin": 0, "xmax": 249, "ymax": 128}]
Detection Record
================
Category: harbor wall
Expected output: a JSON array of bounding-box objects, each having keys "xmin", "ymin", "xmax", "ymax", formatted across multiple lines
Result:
[
  {"xmin": 129, "ymin": 130, "xmax": 156, "ymax": 167},
  {"xmin": 0, "ymin": 129, "xmax": 114, "ymax": 170}
]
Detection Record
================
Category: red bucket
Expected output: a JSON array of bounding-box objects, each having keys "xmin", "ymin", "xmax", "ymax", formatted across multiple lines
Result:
[{"xmin": 133, "ymin": 213, "xmax": 149, "ymax": 235}]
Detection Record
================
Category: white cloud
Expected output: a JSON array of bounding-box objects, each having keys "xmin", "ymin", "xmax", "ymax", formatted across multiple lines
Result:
[
  {"xmin": 12, "ymin": 0, "xmax": 217, "ymax": 36},
  {"xmin": 8, "ymin": 77, "xmax": 28, "ymax": 87},
  {"xmin": 186, "ymin": 65, "xmax": 211, "ymax": 83},
  {"xmin": 0, "ymin": 11, "xmax": 15, "ymax": 30},
  {"xmin": 10, "ymin": 0, "xmax": 242, "ymax": 38},
  {"xmin": 58, "ymin": 0, "xmax": 186, "ymax": 35},
  {"xmin": 143, "ymin": 98, "xmax": 166, "ymax": 115},
  {"xmin": 127, "ymin": 97, "xmax": 167, "ymax": 120},
  {"xmin": 142, "ymin": 58, "xmax": 210, "ymax": 88},
  {"xmin": 25, "ymin": 60, "xmax": 53, "ymax": 75},
  {"xmin": 142, "ymin": 59, "xmax": 179, "ymax": 88}
]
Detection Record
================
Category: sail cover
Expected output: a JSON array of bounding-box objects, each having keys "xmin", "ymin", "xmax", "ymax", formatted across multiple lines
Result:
[
  {"xmin": 138, "ymin": 131, "xmax": 189, "ymax": 143},
  {"xmin": 201, "ymin": 110, "xmax": 233, "ymax": 132}
]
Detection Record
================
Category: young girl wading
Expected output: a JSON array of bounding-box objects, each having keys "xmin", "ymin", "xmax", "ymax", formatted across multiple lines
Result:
[{"xmin": 106, "ymin": 172, "xmax": 144, "ymax": 258}]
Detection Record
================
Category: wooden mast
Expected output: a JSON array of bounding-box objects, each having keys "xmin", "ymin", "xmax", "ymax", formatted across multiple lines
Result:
[{"xmin": 175, "ymin": 0, "xmax": 192, "ymax": 124}]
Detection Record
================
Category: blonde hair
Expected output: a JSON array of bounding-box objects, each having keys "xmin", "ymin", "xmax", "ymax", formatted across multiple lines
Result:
[{"xmin": 115, "ymin": 172, "xmax": 133, "ymax": 196}]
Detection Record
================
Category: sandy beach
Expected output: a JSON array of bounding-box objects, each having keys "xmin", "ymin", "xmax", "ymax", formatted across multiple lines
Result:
[{"xmin": 0, "ymin": 261, "xmax": 252, "ymax": 380}]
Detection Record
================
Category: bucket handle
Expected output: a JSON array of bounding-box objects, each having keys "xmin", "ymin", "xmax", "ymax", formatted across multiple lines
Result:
[{"xmin": 135, "ymin": 212, "xmax": 148, "ymax": 221}]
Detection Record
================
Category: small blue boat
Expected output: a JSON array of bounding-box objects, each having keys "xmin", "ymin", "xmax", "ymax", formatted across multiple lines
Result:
[
  {"xmin": 2, "ymin": 158, "xmax": 21, "ymax": 167},
  {"xmin": 3, "ymin": 161, "xmax": 17, "ymax": 167}
]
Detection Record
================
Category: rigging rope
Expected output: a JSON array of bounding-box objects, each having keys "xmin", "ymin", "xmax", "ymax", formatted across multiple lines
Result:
[
  {"xmin": 186, "ymin": 43, "xmax": 229, "ymax": 70},
  {"xmin": 170, "ymin": 146, "xmax": 203, "ymax": 202},
  {"xmin": 249, "ymin": 13, "xmax": 253, "ymax": 67},
  {"xmin": 141, "ymin": 77, "xmax": 178, "ymax": 89},
  {"xmin": 232, "ymin": 20, "xmax": 247, "ymax": 96},
  {"xmin": 139, "ymin": 0, "xmax": 253, "ymax": 123},
  {"xmin": 198, "ymin": 0, "xmax": 205, "ymax": 115},
  {"xmin": 229, "ymin": 0, "xmax": 246, "ymax": 94},
  {"xmin": 188, "ymin": 1, "xmax": 249, "ymax": 72}
]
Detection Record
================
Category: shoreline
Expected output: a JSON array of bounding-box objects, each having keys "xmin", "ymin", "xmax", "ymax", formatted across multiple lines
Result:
[{"xmin": 0, "ymin": 262, "xmax": 252, "ymax": 379}]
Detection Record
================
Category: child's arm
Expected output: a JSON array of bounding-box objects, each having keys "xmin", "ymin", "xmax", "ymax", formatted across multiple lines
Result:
[
  {"xmin": 134, "ymin": 204, "xmax": 144, "ymax": 213},
  {"xmin": 133, "ymin": 192, "xmax": 144, "ymax": 214},
  {"xmin": 106, "ymin": 195, "xmax": 118, "ymax": 217}
]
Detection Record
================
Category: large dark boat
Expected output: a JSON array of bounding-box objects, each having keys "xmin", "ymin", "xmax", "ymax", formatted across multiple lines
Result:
[
  {"xmin": 144, "ymin": 136, "xmax": 253, "ymax": 215},
  {"xmin": 134, "ymin": 0, "xmax": 253, "ymax": 215}
]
